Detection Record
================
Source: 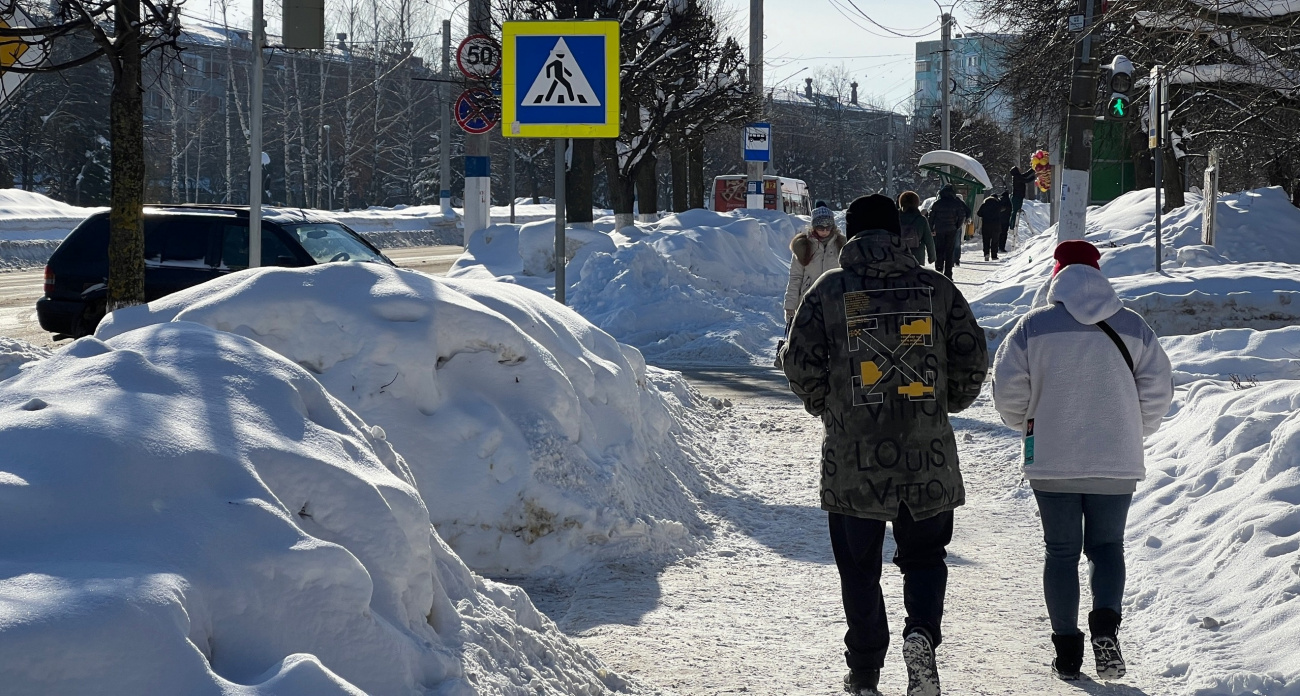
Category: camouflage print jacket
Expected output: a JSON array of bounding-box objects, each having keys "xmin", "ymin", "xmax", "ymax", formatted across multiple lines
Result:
[{"xmin": 780, "ymin": 231, "xmax": 988, "ymax": 521}]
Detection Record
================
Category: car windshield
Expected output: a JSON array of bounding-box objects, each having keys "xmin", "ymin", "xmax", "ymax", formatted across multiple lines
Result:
[{"xmin": 282, "ymin": 223, "xmax": 387, "ymax": 265}]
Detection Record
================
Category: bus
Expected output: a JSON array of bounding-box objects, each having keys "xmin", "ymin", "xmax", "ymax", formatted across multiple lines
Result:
[{"xmin": 711, "ymin": 175, "xmax": 812, "ymax": 215}]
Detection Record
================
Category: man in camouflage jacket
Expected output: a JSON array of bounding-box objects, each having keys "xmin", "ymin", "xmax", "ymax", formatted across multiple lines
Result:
[{"xmin": 780, "ymin": 193, "xmax": 987, "ymax": 696}]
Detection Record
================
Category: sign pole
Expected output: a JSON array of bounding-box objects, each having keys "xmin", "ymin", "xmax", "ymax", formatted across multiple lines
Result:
[
  {"xmin": 554, "ymin": 138, "xmax": 567, "ymax": 304},
  {"xmin": 745, "ymin": 0, "xmax": 764, "ymax": 210},
  {"xmin": 440, "ymin": 19, "xmax": 452, "ymax": 217},
  {"xmin": 248, "ymin": 0, "xmax": 265, "ymax": 267},
  {"xmin": 463, "ymin": 0, "xmax": 492, "ymax": 244}
]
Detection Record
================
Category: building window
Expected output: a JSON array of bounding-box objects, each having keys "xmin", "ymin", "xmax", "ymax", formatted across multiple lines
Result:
[
  {"xmin": 915, "ymin": 60, "xmax": 929, "ymax": 72},
  {"xmin": 966, "ymin": 56, "xmax": 978, "ymax": 67}
]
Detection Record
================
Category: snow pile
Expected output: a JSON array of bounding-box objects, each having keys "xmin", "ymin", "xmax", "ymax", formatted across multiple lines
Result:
[
  {"xmin": 1132, "ymin": 377, "xmax": 1300, "ymax": 695},
  {"xmin": 0, "ymin": 322, "xmax": 644, "ymax": 695},
  {"xmin": 972, "ymin": 187, "xmax": 1300, "ymax": 347},
  {"xmin": 331, "ymin": 203, "xmax": 611, "ymax": 249},
  {"xmin": 97, "ymin": 263, "xmax": 715, "ymax": 576},
  {"xmin": 1162, "ymin": 327, "xmax": 1300, "ymax": 385},
  {"xmin": 0, "ymin": 189, "xmax": 101, "ymax": 241},
  {"xmin": 0, "ymin": 337, "xmax": 50, "ymax": 383},
  {"xmin": 450, "ymin": 208, "xmax": 803, "ymax": 365}
]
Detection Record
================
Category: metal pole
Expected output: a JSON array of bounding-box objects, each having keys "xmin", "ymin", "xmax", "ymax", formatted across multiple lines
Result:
[
  {"xmin": 1150, "ymin": 64, "xmax": 1164, "ymax": 272},
  {"xmin": 885, "ymin": 117, "xmax": 894, "ymax": 196},
  {"xmin": 745, "ymin": 0, "xmax": 764, "ymax": 209},
  {"xmin": 940, "ymin": 12, "xmax": 951, "ymax": 151},
  {"xmin": 463, "ymin": 0, "xmax": 492, "ymax": 244},
  {"xmin": 509, "ymin": 140, "xmax": 517, "ymax": 223},
  {"xmin": 324, "ymin": 124, "xmax": 332, "ymax": 210},
  {"xmin": 554, "ymin": 138, "xmax": 566, "ymax": 304},
  {"xmin": 440, "ymin": 19, "xmax": 452, "ymax": 217},
  {"xmin": 1057, "ymin": 0, "xmax": 1098, "ymax": 242},
  {"xmin": 248, "ymin": 0, "xmax": 265, "ymax": 267}
]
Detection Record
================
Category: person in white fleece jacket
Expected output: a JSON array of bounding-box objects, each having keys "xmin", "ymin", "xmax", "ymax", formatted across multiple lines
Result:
[{"xmin": 992, "ymin": 240, "xmax": 1173, "ymax": 684}]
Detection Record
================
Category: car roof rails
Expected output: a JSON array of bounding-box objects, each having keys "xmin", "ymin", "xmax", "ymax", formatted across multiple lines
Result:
[{"xmin": 146, "ymin": 203, "xmax": 252, "ymax": 217}]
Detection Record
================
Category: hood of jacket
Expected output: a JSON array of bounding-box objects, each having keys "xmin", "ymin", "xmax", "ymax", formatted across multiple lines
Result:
[
  {"xmin": 1046, "ymin": 263, "xmax": 1123, "ymax": 325},
  {"xmin": 791, "ymin": 229, "xmax": 847, "ymax": 266},
  {"xmin": 939, "ymin": 186, "xmax": 957, "ymax": 200},
  {"xmin": 838, "ymin": 231, "xmax": 916, "ymax": 277}
]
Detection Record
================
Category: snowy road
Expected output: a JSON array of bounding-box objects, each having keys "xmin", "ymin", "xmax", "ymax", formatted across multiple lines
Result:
[{"xmin": 522, "ymin": 253, "xmax": 1172, "ymax": 696}]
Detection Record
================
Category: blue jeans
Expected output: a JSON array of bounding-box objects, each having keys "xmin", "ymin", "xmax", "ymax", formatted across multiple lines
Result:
[{"xmin": 1033, "ymin": 491, "xmax": 1132, "ymax": 635}]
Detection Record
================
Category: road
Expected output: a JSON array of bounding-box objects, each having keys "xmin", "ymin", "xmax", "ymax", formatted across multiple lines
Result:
[{"xmin": 0, "ymin": 245, "xmax": 465, "ymax": 350}]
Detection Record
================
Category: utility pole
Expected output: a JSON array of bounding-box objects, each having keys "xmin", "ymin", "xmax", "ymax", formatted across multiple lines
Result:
[
  {"xmin": 440, "ymin": 19, "xmax": 452, "ymax": 217},
  {"xmin": 1057, "ymin": 0, "xmax": 1099, "ymax": 242},
  {"xmin": 463, "ymin": 0, "xmax": 491, "ymax": 243},
  {"xmin": 323, "ymin": 124, "xmax": 333, "ymax": 210},
  {"xmin": 940, "ymin": 12, "xmax": 951, "ymax": 151},
  {"xmin": 248, "ymin": 0, "xmax": 265, "ymax": 267},
  {"xmin": 885, "ymin": 116, "xmax": 895, "ymax": 196},
  {"xmin": 745, "ymin": 0, "xmax": 764, "ymax": 209},
  {"xmin": 1150, "ymin": 65, "xmax": 1166, "ymax": 271}
]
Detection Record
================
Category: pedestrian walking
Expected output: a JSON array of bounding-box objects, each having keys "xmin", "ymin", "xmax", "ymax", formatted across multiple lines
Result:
[
  {"xmin": 996, "ymin": 192, "xmax": 1013, "ymax": 254},
  {"xmin": 897, "ymin": 191, "xmax": 936, "ymax": 266},
  {"xmin": 777, "ymin": 205, "xmax": 846, "ymax": 367},
  {"xmin": 1008, "ymin": 166, "xmax": 1038, "ymax": 230},
  {"xmin": 780, "ymin": 194, "xmax": 989, "ymax": 696},
  {"xmin": 991, "ymin": 241, "xmax": 1174, "ymax": 682},
  {"xmin": 976, "ymin": 195, "xmax": 1003, "ymax": 261},
  {"xmin": 927, "ymin": 185, "xmax": 968, "ymax": 279}
]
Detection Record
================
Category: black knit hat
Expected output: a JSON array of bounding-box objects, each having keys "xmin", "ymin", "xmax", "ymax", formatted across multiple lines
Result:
[{"xmin": 844, "ymin": 194, "xmax": 902, "ymax": 239}]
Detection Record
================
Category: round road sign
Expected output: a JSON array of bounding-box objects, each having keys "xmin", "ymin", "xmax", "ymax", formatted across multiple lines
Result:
[
  {"xmin": 456, "ymin": 34, "xmax": 501, "ymax": 79},
  {"xmin": 455, "ymin": 88, "xmax": 500, "ymax": 134}
]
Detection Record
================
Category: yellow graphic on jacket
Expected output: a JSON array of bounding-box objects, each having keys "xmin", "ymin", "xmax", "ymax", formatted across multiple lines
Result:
[
  {"xmin": 898, "ymin": 381, "xmax": 936, "ymax": 399},
  {"xmin": 860, "ymin": 361, "xmax": 883, "ymax": 386}
]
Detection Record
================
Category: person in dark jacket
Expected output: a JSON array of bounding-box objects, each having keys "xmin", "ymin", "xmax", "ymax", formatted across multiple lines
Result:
[
  {"xmin": 996, "ymin": 192, "xmax": 1013, "ymax": 253},
  {"xmin": 927, "ymin": 185, "xmax": 968, "ymax": 279},
  {"xmin": 897, "ymin": 191, "xmax": 937, "ymax": 265},
  {"xmin": 1009, "ymin": 166, "xmax": 1038, "ymax": 230},
  {"xmin": 780, "ymin": 194, "xmax": 989, "ymax": 696},
  {"xmin": 976, "ymin": 195, "xmax": 1003, "ymax": 261}
]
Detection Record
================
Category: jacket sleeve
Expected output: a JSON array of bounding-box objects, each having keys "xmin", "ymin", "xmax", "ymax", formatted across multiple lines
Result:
[
  {"xmin": 991, "ymin": 318, "xmax": 1032, "ymax": 431},
  {"xmin": 781, "ymin": 282, "xmax": 830, "ymax": 416},
  {"xmin": 944, "ymin": 287, "xmax": 988, "ymax": 413},
  {"xmin": 921, "ymin": 217, "xmax": 937, "ymax": 264},
  {"xmin": 1134, "ymin": 319, "xmax": 1175, "ymax": 436},
  {"xmin": 783, "ymin": 255, "xmax": 806, "ymax": 321}
]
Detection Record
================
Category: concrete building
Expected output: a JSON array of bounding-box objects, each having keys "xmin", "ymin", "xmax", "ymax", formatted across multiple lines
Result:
[{"xmin": 914, "ymin": 33, "xmax": 1015, "ymax": 127}]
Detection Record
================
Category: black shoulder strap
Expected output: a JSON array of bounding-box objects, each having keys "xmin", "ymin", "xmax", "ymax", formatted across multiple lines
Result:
[{"xmin": 1096, "ymin": 319, "xmax": 1134, "ymax": 373}]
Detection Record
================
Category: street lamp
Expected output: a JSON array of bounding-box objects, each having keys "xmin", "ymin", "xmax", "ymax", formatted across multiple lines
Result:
[{"xmin": 322, "ymin": 124, "xmax": 333, "ymax": 210}]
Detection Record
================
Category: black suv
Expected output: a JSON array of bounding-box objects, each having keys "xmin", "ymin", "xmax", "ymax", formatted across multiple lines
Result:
[{"xmin": 38, "ymin": 205, "xmax": 394, "ymax": 338}]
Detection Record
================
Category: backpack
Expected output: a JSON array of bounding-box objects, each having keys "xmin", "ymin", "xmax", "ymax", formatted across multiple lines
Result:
[{"xmin": 898, "ymin": 213, "xmax": 922, "ymax": 251}]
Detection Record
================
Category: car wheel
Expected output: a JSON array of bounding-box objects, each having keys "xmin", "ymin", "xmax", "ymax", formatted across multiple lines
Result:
[{"xmin": 72, "ymin": 298, "xmax": 107, "ymax": 338}]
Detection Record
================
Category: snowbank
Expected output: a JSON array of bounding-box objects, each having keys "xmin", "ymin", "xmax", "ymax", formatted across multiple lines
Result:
[
  {"xmin": 450, "ymin": 208, "xmax": 803, "ymax": 366},
  {"xmin": 0, "ymin": 336, "xmax": 50, "ymax": 383},
  {"xmin": 1132, "ymin": 378, "xmax": 1300, "ymax": 695},
  {"xmin": 0, "ymin": 322, "xmax": 644, "ymax": 695},
  {"xmin": 972, "ymin": 187, "xmax": 1300, "ymax": 348},
  {"xmin": 1162, "ymin": 327, "xmax": 1300, "ymax": 385},
  {"xmin": 96, "ymin": 263, "xmax": 715, "ymax": 576},
  {"xmin": 0, "ymin": 189, "xmax": 101, "ymax": 241}
]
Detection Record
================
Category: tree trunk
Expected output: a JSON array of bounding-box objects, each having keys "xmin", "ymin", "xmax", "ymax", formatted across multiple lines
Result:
[
  {"xmin": 107, "ymin": 0, "xmax": 147, "ymax": 311},
  {"xmin": 635, "ymin": 152, "xmax": 658, "ymax": 222},
  {"xmin": 670, "ymin": 136, "xmax": 688, "ymax": 212},
  {"xmin": 687, "ymin": 137, "xmax": 705, "ymax": 209},
  {"xmin": 1163, "ymin": 144, "xmax": 1184, "ymax": 211},
  {"xmin": 567, "ymin": 138, "xmax": 595, "ymax": 226},
  {"xmin": 168, "ymin": 65, "xmax": 181, "ymax": 203},
  {"xmin": 601, "ymin": 139, "xmax": 635, "ymax": 228}
]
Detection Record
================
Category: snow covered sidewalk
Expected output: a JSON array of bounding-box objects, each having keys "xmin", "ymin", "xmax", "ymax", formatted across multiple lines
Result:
[{"xmin": 523, "ymin": 377, "xmax": 1167, "ymax": 695}]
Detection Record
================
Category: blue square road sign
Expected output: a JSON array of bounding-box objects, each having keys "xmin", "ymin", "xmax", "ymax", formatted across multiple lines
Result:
[{"xmin": 502, "ymin": 21, "xmax": 620, "ymax": 138}]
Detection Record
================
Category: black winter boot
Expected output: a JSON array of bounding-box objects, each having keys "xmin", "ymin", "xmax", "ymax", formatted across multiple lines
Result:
[
  {"xmin": 1089, "ymin": 609, "xmax": 1127, "ymax": 679},
  {"xmin": 1051, "ymin": 633, "xmax": 1085, "ymax": 681},
  {"xmin": 843, "ymin": 668, "xmax": 882, "ymax": 696}
]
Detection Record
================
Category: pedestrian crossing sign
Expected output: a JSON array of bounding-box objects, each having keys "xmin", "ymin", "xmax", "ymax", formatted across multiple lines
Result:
[{"xmin": 502, "ymin": 20, "xmax": 619, "ymax": 138}]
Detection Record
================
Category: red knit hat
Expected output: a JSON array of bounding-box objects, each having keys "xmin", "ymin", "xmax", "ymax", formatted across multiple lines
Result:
[{"xmin": 1053, "ymin": 240, "xmax": 1101, "ymax": 276}]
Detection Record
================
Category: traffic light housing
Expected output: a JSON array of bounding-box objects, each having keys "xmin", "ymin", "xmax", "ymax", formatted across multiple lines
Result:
[{"xmin": 1103, "ymin": 55, "xmax": 1134, "ymax": 121}]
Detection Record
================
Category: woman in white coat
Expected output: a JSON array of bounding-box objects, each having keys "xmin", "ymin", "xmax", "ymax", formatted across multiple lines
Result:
[
  {"xmin": 992, "ymin": 240, "xmax": 1173, "ymax": 683},
  {"xmin": 783, "ymin": 205, "xmax": 846, "ymax": 324}
]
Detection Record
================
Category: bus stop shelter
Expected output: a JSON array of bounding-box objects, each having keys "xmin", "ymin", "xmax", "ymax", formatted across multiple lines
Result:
[{"xmin": 918, "ymin": 150, "xmax": 993, "ymax": 214}]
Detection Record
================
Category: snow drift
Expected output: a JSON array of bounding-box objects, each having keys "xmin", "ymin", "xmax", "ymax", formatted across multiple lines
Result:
[
  {"xmin": 449, "ymin": 208, "xmax": 803, "ymax": 365},
  {"xmin": 96, "ymin": 263, "xmax": 715, "ymax": 576},
  {"xmin": 1162, "ymin": 327, "xmax": 1300, "ymax": 385},
  {"xmin": 972, "ymin": 187, "xmax": 1300, "ymax": 348},
  {"xmin": 0, "ymin": 322, "xmax": 644, "ymax": 695}
]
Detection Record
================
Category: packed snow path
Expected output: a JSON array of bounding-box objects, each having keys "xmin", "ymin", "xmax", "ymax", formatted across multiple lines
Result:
[{"xmin": 523, "ymin": 258, "xmax": 1167, "ymax": 696}]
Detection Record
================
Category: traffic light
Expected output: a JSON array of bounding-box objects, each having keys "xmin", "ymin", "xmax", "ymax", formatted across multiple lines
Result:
[{"xmin": 1103, "ymin": 55, "xmax": 1134, "ymax": 121}]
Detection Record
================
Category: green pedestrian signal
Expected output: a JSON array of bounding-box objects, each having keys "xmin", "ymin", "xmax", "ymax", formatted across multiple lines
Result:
[{"xmin": 1107, "ymin": 95, "xmax": 1130, "ymax": 120}]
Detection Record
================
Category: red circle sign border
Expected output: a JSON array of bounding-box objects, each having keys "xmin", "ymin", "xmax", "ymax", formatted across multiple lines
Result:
[
  {"xmin": 456, "ymin": 34, "xmax": 501, "ymax": 79},
  {"xmin": 455, "ymin": 88, "xmax": 499, "ymax": 134}
]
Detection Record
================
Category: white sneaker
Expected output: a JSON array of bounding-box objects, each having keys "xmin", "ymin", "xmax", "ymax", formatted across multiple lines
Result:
[{"xmin": 903, "ymin": 631, "xmax": 941, "ymax": 696}]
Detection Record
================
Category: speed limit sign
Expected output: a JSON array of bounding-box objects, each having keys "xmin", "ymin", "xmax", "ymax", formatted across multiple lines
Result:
[{"xmin": 457, "ymin": 34, "xmax": 501, "ymax": 79}]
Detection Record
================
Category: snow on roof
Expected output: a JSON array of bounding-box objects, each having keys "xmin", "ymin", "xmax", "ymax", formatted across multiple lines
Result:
[{"xmin": 918, "ymin": 150, "xmax": 994, "ymax": 189}]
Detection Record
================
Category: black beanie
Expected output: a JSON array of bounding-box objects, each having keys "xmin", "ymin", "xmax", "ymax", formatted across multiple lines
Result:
[{"xmin": 844, "ymin": 194, "xmax": 902, "ymax": 239}]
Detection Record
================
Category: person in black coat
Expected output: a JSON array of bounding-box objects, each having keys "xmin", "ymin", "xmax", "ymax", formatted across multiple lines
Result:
[
  {"xmin": 1009, "ymin": 166, "xmax": 1038, "ymax": 230},
  {"xmin": 977, "ymin": 195, "xmax": 1003, "ymax": 261},
  {"xmin": 997, "ymin": 192, "xmax": 1014, "ymax": 253}
]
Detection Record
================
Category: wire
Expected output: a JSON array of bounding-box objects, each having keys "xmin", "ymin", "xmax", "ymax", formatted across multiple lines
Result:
[{"xmin": 832, "ymin": 0, "xmax": 941, "ymax": 38}]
